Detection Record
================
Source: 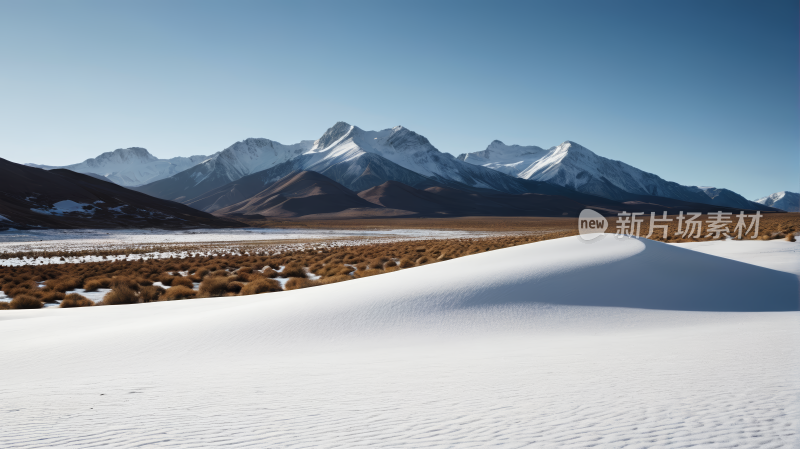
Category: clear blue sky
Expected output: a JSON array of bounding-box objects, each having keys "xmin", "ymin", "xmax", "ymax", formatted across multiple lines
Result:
[{"xmin": 0, "ymin": 0, "xmax": 796, "ymax": 199}]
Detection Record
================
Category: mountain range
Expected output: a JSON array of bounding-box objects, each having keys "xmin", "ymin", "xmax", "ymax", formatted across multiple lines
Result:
[
  {"xmin": 134, "ymin": 123, "xmax": 534, "ymax": 206},
  {"xmin": 457, "ymin": 140, "xmax": 762, "ymax": 210},
  {"xmin": 22, "ymin": 122, "xmax": 784, "ymax": 217},
  {"xmin": 0, "ymin": 158, "xmax": 240, "ymax": 231},
  {"xmin": 208, "ymin": 170, "xmax": 751, "ymax": 221},
  {"xmin": 134, "ymin": 122, "xmax": 773, "ymax": 212}
]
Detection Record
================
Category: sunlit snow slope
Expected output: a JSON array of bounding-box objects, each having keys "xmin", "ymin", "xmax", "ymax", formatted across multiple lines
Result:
[{"xmin": 1, "ymin": 237, "xmax": 798, "ymax": 448}]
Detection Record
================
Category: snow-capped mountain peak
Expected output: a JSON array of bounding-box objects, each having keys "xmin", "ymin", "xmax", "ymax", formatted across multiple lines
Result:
[
  {"xmin": 312, "ymin": 121, "xmax": 354, "ymax": 151},
  {"xmin": 755, "ymin": 191, "xmax": 800, "ymax": 212},
  {"xmin": 27, "ymin": 147, "xmax": 211, "ymax": 187},
  {"xmin": 188, "ymin": 137, "xmax": 316, "ymax": 187},
  {"xmin": 385, "ymin": 126, "xmax": 435, "ymax": 151},
  {"xmin": 456, "ymin": 140, "xmax": 547, "ymax": 177},
  {"xmin": 300, "ymin": 122, "xmax": 526, "ymax": 192},
  {"xmin": 84, "ymin": 147, "xmax": 158, "ymax": 167}
]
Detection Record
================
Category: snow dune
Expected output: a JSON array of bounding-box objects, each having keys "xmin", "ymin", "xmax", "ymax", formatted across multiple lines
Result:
[{"xmin": 1, "ymin": 236, "xmax": 798, "ymax": 447}]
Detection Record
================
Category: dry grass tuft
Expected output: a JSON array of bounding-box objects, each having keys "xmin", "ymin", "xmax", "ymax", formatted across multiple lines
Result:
[
  {"xmin": 240, "ymin": 278, "xmax": 282, "ymax": 295},
  {"xmin": 137, "ymin": 278, "xmax": 154, "ymax": 286},
  {"xmin": 102, "ymin": 285, "xmax": 139, "ymax": 306},
  {"xmin": 160, "ymin": 286, "xmax": 197, "ymax": 301},
  {"xmin": 280, "ymin": 264, "xmax": 307, "ymax": 278},
  {"xmin": 368, "ymin": 257, "xmax": 389, "ymax": 269},
  {"xmin": 10, "ymin": 294, "xmax": 43, "ymax": 309},
  {"xmin": 226, "ymin": 281, "xmax": 244, "ymax": 294},
  {"xmin": 171, "ymin": 277, "xmax": 194, "ymax": 288},
  {"xmin": 353, "ymin": 268, "xmax": 383, "ymax": 278},
  {"xmin": 139, "ymin": 285, "xmax": 165, "ymax": 302},
  {"xmin": 285, "ymin": 277, "xmax": 314, "ymax": 290},
  {"xmin": 83, "ymin": 279, "xmax": 110, "ymax": 292},
  {"xmin": 398, "ymin": 257, "xmax": 415, "ymax": 268},
  {"xmin": 198, "ymin": 277, "xmax": 229, "ymax": 298},
  {"xmin": 41, "ymin": 290, "xmax": 65, "ymax": 303},
  {"xmin": 111, "ymin": 277, "xmax": 139, "ymax": 291},
  {"xmin": 314, "ymin": 275, "xmax": 352, "ymax": 286},
  {"xmin": 159, "ymin": 275, "xmax": 176, "ymax": 286},
  {"xmin": 60, "ymin": 293, "xmax": 95, "ymax": 308},
  {"xmin": 45, "ymin": 277, "xmax": 83, "ymax": 292}
]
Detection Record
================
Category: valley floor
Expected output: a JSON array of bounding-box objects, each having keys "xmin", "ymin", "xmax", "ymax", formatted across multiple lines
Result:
[
  {"xmin": 0, "ymin": 236, "xmax": 798, "ymax": 447},
  {"xmin": 0, "ymin": 227, "xmax": 518, "ymax": 266}
]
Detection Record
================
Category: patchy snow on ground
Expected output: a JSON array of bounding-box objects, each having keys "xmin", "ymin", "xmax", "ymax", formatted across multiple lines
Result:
[
  {"xmin": 0, "ymin": 228, "xmax": 483, "ymax": 246},
  {"xmin": 30, "ymin": 200, "xmax": 96, "ymax": 216},
  {"xmin": 0, "ymin": 235, "xmax": 798, "ymax": 448},
  {"xmin": 0, "ymin": 228, "xmax": 512, "ymax": 266}
]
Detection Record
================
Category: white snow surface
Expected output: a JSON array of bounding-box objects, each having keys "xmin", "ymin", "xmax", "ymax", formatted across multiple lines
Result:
[
  {"xmin": 674, "ymin": 239, "xmax": 800, "ymax": 276},
  {"xmin": 28, "ymin": 147, "xmax": 210, "ymax": 187},
  {"xmin": 755, "ymin": 191, "xmax": 800, "ymax": 212},
  {"xmin": 1, "ymin": 236, "xmax": 798, "ymax": 447},
  {"xmin": 29, "ymin": 200, "xmax": 95, "ymax": 216}
]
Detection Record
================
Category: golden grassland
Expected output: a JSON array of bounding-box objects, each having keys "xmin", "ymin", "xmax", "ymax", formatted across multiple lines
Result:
[
  {"xmin": 237, "ymin": 216, "xmax": 577, "ymax": 232},
  {"xmin": 235, "ymin": 213, "xmax": 799, "ymax": 238},
  {"xmin": 0, "ymin": 213, "xmax": 796, "ymax": 310}
]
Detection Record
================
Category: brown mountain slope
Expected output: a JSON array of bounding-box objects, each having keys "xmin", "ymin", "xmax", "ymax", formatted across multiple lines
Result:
[
  {"xmin": 211, "ymin": 172, "xmax": 771, "ymax": 221},
  {"xmin": 213, "ymin": 171, "xmax": 381, "ymax": 218},
  {"xmin": 0, "ymin": 158, "xmax": 243, "ymax": 230},
  {"xmin": 358, "ymin": 181, "xmax": 594, "ymax": 216}
]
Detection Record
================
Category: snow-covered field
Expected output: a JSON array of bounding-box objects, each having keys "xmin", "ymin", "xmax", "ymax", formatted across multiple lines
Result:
[
  {"xmin": 0, "ymin": 227, "xmax": 486, "ymax": 246},
  {"xmin": 0, "ymin": 236, "xmax": 798, "ymax": 447},
  {"xmin": 0, "ymin": 228, "xmax": 506, "ymax": 266}
]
